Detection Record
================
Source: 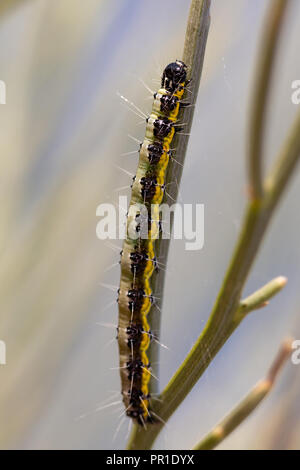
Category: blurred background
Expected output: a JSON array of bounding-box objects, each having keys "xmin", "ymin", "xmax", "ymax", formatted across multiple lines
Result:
[{"xmin": 0, "ymin": 0, "xmax": 299, "ymax": 450}]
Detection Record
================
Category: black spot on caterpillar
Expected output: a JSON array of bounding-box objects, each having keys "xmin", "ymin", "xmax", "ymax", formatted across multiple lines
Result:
[{"xmin": 118, "ymin": 60, "xmax": 187, "ymax": 426}]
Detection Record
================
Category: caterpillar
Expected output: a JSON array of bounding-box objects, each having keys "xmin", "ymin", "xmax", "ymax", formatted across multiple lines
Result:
[{"xmin": 117, "ymin": 61, "xmax": 188, "ymax": 426}]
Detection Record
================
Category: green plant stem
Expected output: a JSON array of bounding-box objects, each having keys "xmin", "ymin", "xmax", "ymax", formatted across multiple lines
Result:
[
  {"xmin": 248, "ymin": 0, "xmax": 289, "ymax": 201},
  {"xmin": 193, "ymin": 339, "xmax": 293, "ymax": 450},
  {"xmin": 238, "ymin": 276, "xmax": 287, "ymax": 315},
  {"xmin": 127, "ymin": 0, "xmax": 300, "ymax": 452},
  {"xmin": 265, "ymin": 109, "xmax": 300, "ymax": 208},
  {"xmin": 127, "ymin": 0, "xmax": 211, "ymax": 447},
  {"xmin": 127, "ymin": 105, "xmax": 300, "ymax": 450}
]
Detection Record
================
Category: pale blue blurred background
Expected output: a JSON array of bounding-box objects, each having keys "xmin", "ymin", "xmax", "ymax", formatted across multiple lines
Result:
[{"xmin": 0, "ymin": 0, "xmax": 299, "ymax": 450}]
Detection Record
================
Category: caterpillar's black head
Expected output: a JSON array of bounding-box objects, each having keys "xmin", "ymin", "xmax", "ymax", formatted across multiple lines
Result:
[{"xmin": 161, "ymin": 60, "xmax": 187, "ymax": 92}]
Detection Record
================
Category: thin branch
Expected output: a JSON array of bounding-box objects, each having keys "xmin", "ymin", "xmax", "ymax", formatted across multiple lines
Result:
[
  {"xmin": 127, "ymin": 0, "xmax": 211, "ymax": 448},
  {"xmin": 193, "ymin": 339, "xmax": 293, "ymax": 450},
  {"xmin": 127, "ymin": 1, "xmax": 300, "ymax": 448},
  {"xmin": 238, "ymin": 276, "xmax": 287, "ymax": 316},
  {"xmin": 127, "ymin": 104, "xmax": 300, "ymax": 451},
  {"xmin": 265, "ymin": 109, "xmax": 300, "ymax": 208},
  {"xmin": 248, "ymin": 0, "xmax": 289, "ymax": 201},
  {"xmin": 126, "ymin": 0, "xmax": 300, "ymax": 450}
]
